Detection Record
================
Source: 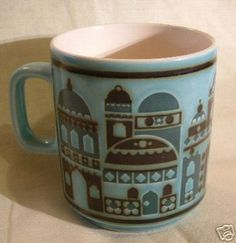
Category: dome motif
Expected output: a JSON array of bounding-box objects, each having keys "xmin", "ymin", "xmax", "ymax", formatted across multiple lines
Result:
[
  {"xmin": 105, "ymin": 136, "xmax": 177, "ymax": 165},
  {"xmin": 138, "ymin": 93, "xmax": 179, "ymax": 113},
  {"xmin": 106, "ymin": 85, "xmax": 131, "ymax": 104},
  {"xmin": 191, "ymin": 101, "xmax": 206, "ymax": 124},
  {"xmin": 58, "ymin": 79, "xmax": 91, "ymax": 117},
  {"xmin": 105, "ymin": 85, "xmax": 132, "ymax": 113}
]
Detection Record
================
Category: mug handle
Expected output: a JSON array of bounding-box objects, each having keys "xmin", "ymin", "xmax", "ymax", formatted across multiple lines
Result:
[{"xmin": 9, "ymin": 62, "xmax": 58, "ymax": 154}]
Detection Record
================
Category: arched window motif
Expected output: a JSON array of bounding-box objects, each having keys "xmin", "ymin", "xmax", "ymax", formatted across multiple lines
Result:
[
  {"xmin": 72, "ymin": 170, "xmax": 87, "ymax": 208},
  {"xmin": 113, "ymin": 123, "xmax": 126, "ymax": 137},
  {"xmin": 187, "ymin": 161, "xmax": 195, "ymax": 177},
  {"xmin": 70, "ymin": 129, "xmax": 79, "ymax": 149},
  {"xmin": 128, "ymin": 187, "xmax": 138, "ymax": 199},
  {"xmin": 83, "ymin": 134, "xmax": 94, "ymax": 154},
  {"xmin": 163, "ymin": 184, "xmax": 172, "ymax": 195},
  {"xmin": 89, "ymin": 185, "xmax": 100, "ymax": 199},
  {"xmin": 64, "ymin": 171, "xmax": 71, "ymax": 185},
  {"xmin": 142, "ymin": 191, "xmax": 158, "ymax": 215},
  {"xmin": 185, "ymin": 178, "xmax": 194, "ymax": 192},
  {"xmin": 61, "ymin": 124, "xmax": 68, "ymax": 143}
]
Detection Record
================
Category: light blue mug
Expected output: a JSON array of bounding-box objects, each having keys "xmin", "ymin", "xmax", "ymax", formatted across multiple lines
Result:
[{"xmin": 9, "ymin": 23, "xmax": 216, "ymax": 231}]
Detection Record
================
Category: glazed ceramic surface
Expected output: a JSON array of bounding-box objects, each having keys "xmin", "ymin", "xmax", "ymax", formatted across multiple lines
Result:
[{"xmin": 10, "ymin": 24, "xmax": 217, "ymax": 231}]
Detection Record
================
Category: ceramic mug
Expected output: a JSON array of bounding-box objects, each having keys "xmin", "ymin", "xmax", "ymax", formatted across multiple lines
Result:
[{"xmin": 9, "ymin": 23, "xmax": 216, "ymax": 231}]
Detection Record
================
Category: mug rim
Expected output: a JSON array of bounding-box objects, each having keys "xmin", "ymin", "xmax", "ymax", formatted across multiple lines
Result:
[
  {"xmin": 50, "ymin": 23, "xmax": 217, "ymax": 74},
  {"xmin": 51, "ymin": 23, "xmax": 216, "ymax": 62}
]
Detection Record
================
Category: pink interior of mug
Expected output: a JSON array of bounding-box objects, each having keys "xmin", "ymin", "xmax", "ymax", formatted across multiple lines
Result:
[{"xmin": 51, "ymin": 23, "xmax": 215, "ymax": 60}]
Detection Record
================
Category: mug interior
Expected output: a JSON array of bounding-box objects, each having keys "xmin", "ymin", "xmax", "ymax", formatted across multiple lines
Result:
[{"xmin": 51, "ymin": 24, "xmax": 215, "ymax": 60}]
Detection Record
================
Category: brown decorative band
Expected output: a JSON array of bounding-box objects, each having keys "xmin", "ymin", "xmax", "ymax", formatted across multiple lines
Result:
[
  {"xmin": 135, "ymin": 111, "xmax": 182, "ymax": 130},
  {"xmin": 52, "ymin": 58, "xmax": 216, "ymax": 79},
  {"xmin": 104, "ymin": 160, "xmax": 177, "ymax": 171},
  {"xmin": 65, "ymin": 194, "xmax": 204, "ymax": 224},
  {"xmin": 103, "ymin": 166, "xmax": 176, "ymax": 174},
  {"xmin": 105, "ymin": 113, "xmax": 133, "ymax": 119},
  {"xmin": 58, "ymin": 107, "xmax": 98, "ymax": 130},
  {"xmin": 189, "ymin": 120, "xmax": 207, "ymax": 137},
  {"xmin": 61, "ymin": 145, "xmax": 100, "ymax": 170},
  {"xmin": 184, "ymin": 133, "xmax": 210, "ymax": 151}
]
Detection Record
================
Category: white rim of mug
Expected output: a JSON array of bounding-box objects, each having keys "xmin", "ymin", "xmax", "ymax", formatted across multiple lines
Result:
[{"xmin": 50, "ymin": 23, "xmax": 217, "ymax": 64}]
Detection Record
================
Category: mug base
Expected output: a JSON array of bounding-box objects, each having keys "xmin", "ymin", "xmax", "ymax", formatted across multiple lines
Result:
[
  {"xmin": 65, "ymin": 195, "xmax": 204, "ymax": 232},
  {"xmin": 71, "ymin": 206, "xmax": 184, "ymax": 232}
]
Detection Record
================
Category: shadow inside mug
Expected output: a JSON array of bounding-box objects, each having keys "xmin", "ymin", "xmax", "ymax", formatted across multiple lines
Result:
[{"xmin": 101, "ymin": 28, "xmax": 211, "ymax": 59}]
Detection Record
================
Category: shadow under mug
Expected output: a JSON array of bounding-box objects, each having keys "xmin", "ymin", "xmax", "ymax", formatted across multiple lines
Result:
[{"xmin": 9, "ymin": 23, "xmax": 217, "ymax": 232}]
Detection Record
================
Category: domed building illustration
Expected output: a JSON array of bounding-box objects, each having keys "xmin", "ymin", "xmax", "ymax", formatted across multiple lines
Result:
[
  {"xmin": 135, "ymin": 92, "xmax": 182, "ymax": 152},
  {"xmin": 55, "ymin": 76, "xmax": 216, "ymax": 222},
  {"xmin": 57, "ymin": 79, "xmax": 103, "ymax": 212},
  {"xmin": 105, "ymin": 85, "xmax": 182, "ymax": 153},
  {"xmin": 103, "ymin": 136, "xmax": 178, "ymax": 216},
  {"xmin": 180, "ymin": 96, "xmax": 213, "ymax": 205},
  {"xmin": 105, "ymin": 85, "xmax": 133, "ymax": 148},
  {"xmin": 103, "ymin": 85, "xmax": 181, "ymax": 218}
]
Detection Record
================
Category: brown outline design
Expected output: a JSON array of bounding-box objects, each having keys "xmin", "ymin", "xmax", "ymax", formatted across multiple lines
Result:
[
  {"xmin": 103, "ymin": 167, "xmax": 177, "ymax": 184},
  {"xmin": 58, "ymin": 107, "xmax": 98, "ymax": 133},
  {"xmin": 64, "ymin": 194, "xmax": 204, "ymax": 224},
  {"xmin": 62, "ymin": 158, "xmax": 103, "ymax": 212},
  {"xmin": 61, "ymin": 144, "xmax": 100, "ymax": 170},
  {"xmin": 184, "ymin": 133, "xmax": 210, "ymax": 151},
  {"xmin": 104, "ymin": 197, "xmax": 141, "ymax": 216},
  {"xmin": 135, "ymin": 111, "xmax": 182, "ymax": 130}
]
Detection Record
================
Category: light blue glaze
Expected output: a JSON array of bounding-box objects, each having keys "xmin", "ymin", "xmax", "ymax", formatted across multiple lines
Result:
[
  {"xmin": 51, "ymin": 47, "xmax": 216, "ymax": 230},
  {"xmin": 9, "ymin": 24, "xmax": 217, "ymax": 231},
  {"xmin": 9, "ymin": 62, "xmax": 58, "ymax": 154}
]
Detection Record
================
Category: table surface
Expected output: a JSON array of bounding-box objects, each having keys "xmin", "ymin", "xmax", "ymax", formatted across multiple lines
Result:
[{"xmin": 0, "ymin": 38, "xmax": 236, "ymax": 243}]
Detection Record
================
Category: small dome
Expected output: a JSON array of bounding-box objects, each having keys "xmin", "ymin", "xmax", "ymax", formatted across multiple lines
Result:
[
  {"xmin": 105, "ymin": 136, "xmax": 177, "ymax": 165},
  {"xmin": 138, "ymin": 93, "xmax": 179, "ymax": 113},
  {"xmin": 58, "ymin": 79, "xmax": 91, "ymax": 117},
  {"xmin": 191, "ymin": 101, "xmax": 206, "ymax": 124},
  {"xmin": 105, "ymin": 85, "xmax": 131, "ymax": 104}
]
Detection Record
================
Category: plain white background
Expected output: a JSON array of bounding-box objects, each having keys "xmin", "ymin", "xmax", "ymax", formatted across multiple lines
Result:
[{"xmin": 0, "ymin": 0, "xmax": 235, "ymax": 46}]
